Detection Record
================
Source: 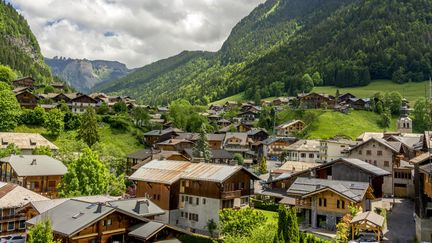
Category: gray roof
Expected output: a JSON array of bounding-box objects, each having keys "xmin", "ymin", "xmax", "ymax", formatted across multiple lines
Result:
[
  {"xmin": 127, "ymin": 149, "xmax": 153, "ymax": 160},
  {"xmin": 287, "ymin": 177, "xmax": 370, "ymax": 202},
  {"xmin": 286, "ymin": 139, "xmax": 320, "ymax": 152},
  {"xmin": 420, "ymin": 163, "xmax": 432, "ymax": 175},
  {"xmin": 128, "ymin": 221, "xmax": 165, "ymax": 240},
  {"xmin": 350, "ymin": 211, "xmax": 385, "ymax": 228},
  {"xmin": 331, "ymin": 158, "xmax": 391, "ymax": 176},
  {"xmin": 0, "ymin": 155, "xmax": 67, "ymax": 176},
  {"xmin": 183, "ymin": 149, "xmax": 233, "ymax": 160},
  {"xmin": 108, "ymin": 198, "xmax": 165, "ymax": 217}
]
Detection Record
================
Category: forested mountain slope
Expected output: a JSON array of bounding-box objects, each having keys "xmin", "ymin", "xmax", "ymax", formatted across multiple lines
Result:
[
  {"xmin": 99, "ymin": 0, "xmax": 432, "ymax": 105},
  {"xmin": 0, "ymin": 1, "xmax": 52, "ymax": 82}
]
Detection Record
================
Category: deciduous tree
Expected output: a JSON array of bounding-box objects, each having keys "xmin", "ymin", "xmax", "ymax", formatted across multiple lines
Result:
[
  {"xmin": 27, "ymin": 219, "xmax": 60, "ymax": 243},
  {"xmin": 44, "ymin": 108, "xmax": 64, "ymax": 136},
  {"xmin": 32, "ymin": 146, "xmax": 52, "ymax": 156},
  {"xmin": 77, "ymin": 107, "xmax": 99, "ymax": 147},
  {"xmin": 0, "ymin": 85, "xmax": 21, "ymax": 131}
]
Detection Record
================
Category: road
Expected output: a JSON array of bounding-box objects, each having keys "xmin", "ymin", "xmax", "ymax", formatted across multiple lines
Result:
[{"xmin": 384, "ymin": 199, "xmax": 415, "ymax": 242}]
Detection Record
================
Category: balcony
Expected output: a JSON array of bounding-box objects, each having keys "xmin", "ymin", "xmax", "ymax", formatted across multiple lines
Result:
[
  {"xmin": 0, "ymin": 213, "xmax": 25, "ymax": 222},
  {"xmin": 221, "ymin": 190, "xmax": 241, "ymax": 199}
]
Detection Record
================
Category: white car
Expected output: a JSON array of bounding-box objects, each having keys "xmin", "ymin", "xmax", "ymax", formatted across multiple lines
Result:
[{"xmin": 0, "ymin": 235, "xmax": 25, "ymax": 243}]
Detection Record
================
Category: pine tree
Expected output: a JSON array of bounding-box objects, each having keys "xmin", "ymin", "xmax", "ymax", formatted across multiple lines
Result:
[
  {"xmin": 259, "ymin": 156, "xmax": 267, "ymax": 174},
  {"xmin": 192, "ymin": 124, "xmax": 212, "ymax": 163},
  {"xmin": 76, "ymin": 107, "xmax": 99, "ymax": 147}
]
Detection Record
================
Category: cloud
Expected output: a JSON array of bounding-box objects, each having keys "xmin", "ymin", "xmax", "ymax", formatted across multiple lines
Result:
[{"xmin": 9, "ymin": 0, "xmax": 264, "ymax": 68}]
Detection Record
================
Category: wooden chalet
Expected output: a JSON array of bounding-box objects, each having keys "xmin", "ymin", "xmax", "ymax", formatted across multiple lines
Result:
[
  {"xmin": 70, "ymin": 94, "xmax": 98, "ymax": 114},
  {"xmin": 207, "ymin": 134, "xmax": 225, "ymax": 149},
  {"xmin": 12, "ymin": 77, "xmax": 35, "ymax": 89},
  {"xmin": 15, "ymin": 90, "xmax": 39, "ymax": 109},
  {"xmin": 247, "ymin": 129, "xmax": 269, "ymax": 142},
  {"xmin": 337, "ymin": 93, "xmax": 356, "ymax": 103},
  {"xmin": 143, "ymin": 129, "xmax": 179, "ymax": 145},
  {"xmin": 275, "ymin": 120, "xmax": 305, "ymax": 137},
  {"xmin": 297, "ymin": 92, "xmax": 335, "ymax": 109},
  {"xmin": 156, "ymin": 139, "xmax": 194, "ymax": 152},
  {"xmin": 348, "ymin": 98, "xmax": 371, "ymax": 110}
]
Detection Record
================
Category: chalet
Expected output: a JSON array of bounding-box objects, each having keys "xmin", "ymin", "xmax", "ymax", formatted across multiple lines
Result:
[
  {"xmin": 70, "ymin": 94, "xmax": 98, "ymax": 114},
  {"xmin": 297, "ymin": 93, "xmax": 335, "ymax": 109},
  {"xmin": 127, "ymin": 149, "xmax": 154, "ymax": 174},
  {"xmin": 337, "ymin": 93, "xmax": 356, "ymax": 103},
  {"xmin": 276, "ymin": 120, "xmax": 305, "ymax": 137},
  {"xmin": 270, "ymin": 161, "xmax": 320, "ymax": 179},
  {"xmin": 207, "ymin": 114, "xmax": 221, "ymax": 123},
  {"xmin": 51, "ymin": 82, "xmax": 65, "ymax": 90},
  {"xmin": 183, "ymin": 149, "xmax": 234, "ymax": 165},
  {"xmin": 157, "ymin": 106, "xmax": 169, "ymax": 113},
  {"xmin": 143, "ymin": 128, "xmax": 179, "ymax": 145},
  {"xmin": 287, "ymin": 177, "xmax": 374, "ymax": 230},
  {"xmin": 175, "ymin": 133, "xmax": 199, "ymax": 143},
  {"xmin": 239, "ymin": 110, "xmax": 258, "ymax": 122},
  {"xmin": 207, "ymin": 134, "xmax": 225, "ymax": 150},
  {"xmin": 261, "ymin": 136, "xmax": 297, "ymax": 159},
  {"xmin": 156, "ymin": 139, "xmax": 194, "ymax": 152},
  {"xmin": 223, "ymin": 101, "xmax": 238, "ymax": 110},
  {"xmin": 348, "ymin": 98, "xmax": 370, "ymax": 110},
  {"xmin": 12, "ymin": 77, "xmax": 35, "ymax": 89},
  {"xmin": 14, "ymin": 90, "xmax": 39, "ymax": 109},
  {"xmin": 410, "ymin": 151, "xmax": 432, "ymax": 242},
  {"xmin": 238, "ymin": 122, "xmax": 253, "ymax": 132},
  {"xmin": 347, "ymin": 137, "xmax": 412, "ymax": 197},
  {"xmin": 272, "ymin": 97, "xmax": 290, "ymax": 106},
  {"xmin": 208, "ymin": 104, "xmax": 222, "ymax": 112},
  {"xmin": 285, "ymin": 139, "xmax": 321, "ymax": 163},
  {"xmin": 216, "ymin": 119, "xmax": 231, "ymax": 127},
  {"xmin": 26, "ymin": 198, "xmax": 181, "ymax": 243},
  {"xmin": 223, "ymin": 132, "xmax": 250, "ymax": 154},
  {"xmin": 0, "ymin": 182, "xmax": 48, "ymax": 236},
  {"xmin": 129, "ymin": 160, "xmax": 260, "ymax": 235},
  {"xmin": 0, "ymin": 132, "xmax": 58, "ymax": 155},
  {"xmin": 0, "ymin": 155, "xmax": 67, "ymax": 197},
  {"xmin": 319, "ymin": 139, "xmax": 358, "ymax": 162},
  {"xmin": 247, "ymin": 129, "xmax": 269, "ymax": 142}
]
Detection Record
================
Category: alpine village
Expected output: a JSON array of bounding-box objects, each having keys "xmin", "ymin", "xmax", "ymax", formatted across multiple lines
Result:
[{"xmin": 0, "ymin": 0, "xmax": 432, "ymax": 242}]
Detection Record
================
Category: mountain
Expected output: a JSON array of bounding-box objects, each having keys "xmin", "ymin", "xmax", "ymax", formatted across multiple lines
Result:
[
  {"xmin": 45, "ymin": 57, "xmax": 132, "ymax": 93},
  {"xmin": 98, "ymin": 0, "xmax": 432, "ymax": 105},
  {"xmin": 0, "ymin": 1, "xmax": 52, "ymax": 83}
]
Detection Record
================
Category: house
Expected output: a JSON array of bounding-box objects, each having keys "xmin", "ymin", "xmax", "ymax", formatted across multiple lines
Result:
[
  {"xmin": 223, "ymin": 101, "xmax": 238, "ymax": 110},
  {"xmin": 14, "ymin": 90, "xmax": 39, "ymax": 109},
  {"xmin": 319, "ymin": 139, "xmax": 358, "ymax": 162},
  {"xmin": 272, "ymin": 97, "xmax": 290, "ymax": 106},
  {"xmin": 0, "ymin": 155, "xmax": 67, "ymax": 197},
  {"xmin": 238, "ymin": 122, "xmax": 253, "ymax": 132},
  {"xmin": 174, "ymin": 133, "xmax": 199, "ymax": 143},
  {"xmin": 270, "ymin": 161, "xmax": 320, "ymax": 179},
  {"xmin": 284, "ymin": 139, "xmax": 321, "ymax": 163},
  {"xmin": 337, "ymin": 93, "xmax": 356, "ymax": 103},
  {"xmin": 276, "ymin": 120, "xmax": 305, "ymax": 137},
  {"xmin": 348, "ymin": 98, "xmax": 370, "ymax": 110},
  {"xmin": 183, "ymin": 149, "xmax": 234, "ymax": 165},
  {"xmin": 127, "ymin": 149, "xmax": 154, "ymax": 175},
  {"xmin": 143, "ymin": 128, "xmax": 179, "ymax": 145},
  {"xmin": 208, "ymin": 104, "xmax": 222, "ymax": 112},
  {"xmin": 156, "ymin": 139, "xmax": 194, "ymax": 152},
  {"xmin": 297, "ymin": 93, "xmax": 335, "ymax": 109},
  {"xmin": 0, "ymin": 132, "xmax": 58, "ymax": 155},
  {"xmin": 261, "ymin": 136, "xmax": 298, "ymax": 159},
  {"xmin": 347, "ymin": 137, "xmax": 412, "ymax": 197},
  {"xmin": 12, "ymin": 77, "xmax": 35, "ymax": 89},
  {"xmin": 207, "ymin": 134, "xmax": 225, "ymax": 149},
  {"xmin": 51, "ymin": 83, "xmax": 65, "ymax": 90},
  {"xmin": 0, "ymin": 182, "xmax": 48, "ymax": 236},
  {"xmin": 247, "ymin": 129, "xmax": 269, "ymax": 142},
  {"xmin": 223, "ymin": 132, "xmax": 250, "ymax": 154},
  {"xmin": 286, "ymin": 177, "xmax": 374, "ymax": 230},
  {"xmin": 129, "ymin": 160, "xmax": 260, "ymax": 235},
  {"xmin": 26, "ymin": 198, "xmax": 178, "ymax": 243},
  {"xmin": 69, "ymin": 94, "xmax": 98, "ymax": 114},
  {"xmin": 239, "ymin": 110, "xmax": 258, "ymax": 122},
  {"xmin": 410, "ymin": 152, "xmax": 432, "ymax": 242},
  {"xmin": 216, "ymin": 119, "xmax": 231, "ymax": 127}
]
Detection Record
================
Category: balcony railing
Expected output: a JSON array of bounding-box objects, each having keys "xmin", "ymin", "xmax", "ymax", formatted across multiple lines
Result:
[
  {"xmin": 296, "ymin": 199, "xmax": 312, "ymax": 208},
  {"xmin": 221, "ymin": 190, "xmax": 241, "ymax": 199},
  {"xmin": 0, "ymin": 213, "xmax": 25, "ymax": 222}
]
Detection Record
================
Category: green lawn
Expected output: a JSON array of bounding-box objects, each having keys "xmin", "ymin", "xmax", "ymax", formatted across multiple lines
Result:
[
  {"xmin": 307, "ymin": 110, "xmax": 397, "ymax": 139},
  {"xmin": 254, "ymin": 209, "xmax": 279, "ymax": 224},
  {"xmin": 210, "ymin": 92, "xmax": 245, "ymax": 105},
  {"xmin": 313, "ymin": 79, "xmax": 427, "ymax": 103}
]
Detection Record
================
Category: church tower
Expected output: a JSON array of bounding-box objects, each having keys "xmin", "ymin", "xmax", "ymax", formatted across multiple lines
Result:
[{"xmin": 397, "ymin": 98, "xmax": 412, "ymax": 133}]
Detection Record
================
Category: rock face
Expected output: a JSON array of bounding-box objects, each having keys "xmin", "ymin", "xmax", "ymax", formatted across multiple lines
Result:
[{"xmin": 45, "ymin": 57, "xmax": 132, "ymax": 92}]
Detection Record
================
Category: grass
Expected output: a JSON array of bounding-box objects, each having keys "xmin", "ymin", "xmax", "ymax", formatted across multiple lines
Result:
[
  {"xmin": 255, "ymin": 209, "xmax": 279, "ymax": 225},
  {"xmin": 313, "ymin": 79, "xmax": 428, "ymax": 103},
  {"xmin": 210, "ymin": 92, "xmax": 245, "ymax": 105}
]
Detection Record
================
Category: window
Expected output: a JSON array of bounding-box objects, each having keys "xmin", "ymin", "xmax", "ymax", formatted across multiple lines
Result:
[
  {"xmin": 7, "ymin": 222, "xmax": 14, "ymax": 231},
  {"xmin": 301, "ymin": 153, "xmax": 306, "ymax": 158},
  {"xmin": 196, "ymin": 198, "xmax": 199, "ymax": 205},
  {"xmin": 153, "ymin": 194, "xmax": 157, "ymax": 200},
  {"xmin": 377, "ymin": 150, "xmax": 383, "ymax": 156},
  {"xmin": 203, "ymin": 198, "xmax": 206, "ymax": 205},
  {"xmin": 181, "ymin": 195, "xmax": 185, "ymax": 202},
  {"xmin": 384, "ymin": 161, "xmax": 389, "ymax": 167},
  {"xmin": 373, "ymin": 161, "xmax": 377, "ymax": 166},
  {"xmin": 358, "ymin": 150, "xmax": 362, "ymax": 155},
  {"xmin": 189, "ymin": 197, "xmax": 193, "ymax": 204},
  {"xmin": 366, "ymin": 150, "xmax": 372, "ymax": 155},
  {"xmin": 157, "ymin": 194, "xmax": 160, "ymax": 200},
  {"xmin": 19, "ymin": 220, "xmax": 25, "ymax": 229},
  {"xmin": 9, "ymin": 208, "xmax": 15, "ymax": 216},
  {"xmin": 323, "ymin": 199, "xmax": 327, "ymax": 207},
  {"xmin": 319, "ymin": 198, "xmax": 322, "ymax": 207},
  {"xmin": 107, "ymin": 219, "xmax": 112, "ymax": 226},
  {"xmin": 309, "ymin": 154, "xmax": 314, "ymax": 158},
  {"xmin": 185, "ymin": 212, "xmax": 188, "ymax": 218},
  {"xmin": 337, "ymin": 200, "xmax": 345, "ymax": 209}
]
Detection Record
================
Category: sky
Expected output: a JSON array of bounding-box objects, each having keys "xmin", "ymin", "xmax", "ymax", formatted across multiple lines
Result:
[{"xmin": 8, "ymin": 0, "xmax": 264, "ymax": 68}]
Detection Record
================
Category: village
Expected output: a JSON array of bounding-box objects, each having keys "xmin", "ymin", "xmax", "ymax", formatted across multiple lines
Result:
[{"xmin": 0, "ymin": 75, "xmax": 430, "ymax": 243}]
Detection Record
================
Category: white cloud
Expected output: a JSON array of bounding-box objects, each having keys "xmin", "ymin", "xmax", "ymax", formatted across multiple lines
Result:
[{"xmin": 9, "ymin": 0, "xmax": 264, "ymax": 68}]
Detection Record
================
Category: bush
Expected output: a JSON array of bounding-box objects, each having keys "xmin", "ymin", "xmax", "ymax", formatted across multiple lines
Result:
[{"xmin": 252, "ymin": 198, "xmax": 279, "ymax": 212}]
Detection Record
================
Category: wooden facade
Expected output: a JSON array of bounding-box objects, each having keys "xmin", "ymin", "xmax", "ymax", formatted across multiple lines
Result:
[
  {"xmin": 15, "ymin": 91, "xmax": 39, "ymax": 109},
  {"xmin": 298, "ymin": 93, "xmax": 335, "ymax": 109},
  {"xmin": 0, "ymin": 208, "xmax": 27, "ymax": 236},
  {"xmin": 12, "ymin": 77, "xmax": 35, "ymax": 88}
]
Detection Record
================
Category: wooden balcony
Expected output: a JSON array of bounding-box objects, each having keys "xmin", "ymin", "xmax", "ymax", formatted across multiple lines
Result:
[
  {"xmin": 221, "ymin": 190, "xmax": 241, "ymax": 199},
  {"xmin": 296, "ymin": 199, "xmax": 312, "ymax": 208},
  {"xmin": 0, "ymin": 213, "xmax": 25, "ymax": 222}
]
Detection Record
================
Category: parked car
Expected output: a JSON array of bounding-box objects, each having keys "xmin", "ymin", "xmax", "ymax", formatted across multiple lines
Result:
[{"xmin": 0, "ymin": 235, "xmax": 25, "ymax": 243}]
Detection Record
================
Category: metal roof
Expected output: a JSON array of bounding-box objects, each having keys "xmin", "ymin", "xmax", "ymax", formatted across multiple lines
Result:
[
  {"xmin": 127, "ymin": 149, "xmax": 153, "ymax": 160},
  {"xmin": 286, "ymin": 177, "xmax": 370, "ymax": 202},
  {"xmin": 0, "ymin": 155, "xmax": 67, "ymax": 177},
  {"xmin": 332, "ymin": 158, "xmax": 391, "ymax": 176},
  {"xmin": 128, "ymin": 221, "xmax": 165, "ymax": 240},
  {"xmin": 129, "ymin": 160, "xmax": 259, "ymax": 185},
  {"xmin": 108, "ymin": 198, "xmax": 165, "ymax": 217}
]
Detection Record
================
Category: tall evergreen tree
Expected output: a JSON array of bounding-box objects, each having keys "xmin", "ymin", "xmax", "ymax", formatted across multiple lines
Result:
[
  {"xmin": 192, "ymin": 124, "xmax": 212, "ymax": 163},
  {"xmin": 77, "ymin": 107, "xmax": 99, "ymax": 147}
]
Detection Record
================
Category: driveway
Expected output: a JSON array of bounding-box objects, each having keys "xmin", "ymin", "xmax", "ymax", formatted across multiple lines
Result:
[{"xmin": 383, "ymin": 199, "xmax": 415, "ymax": 242}]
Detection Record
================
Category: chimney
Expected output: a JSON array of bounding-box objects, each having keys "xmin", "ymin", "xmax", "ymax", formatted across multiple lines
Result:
[
  {"xmin": 133, "ymin": 200, "xmax": 149, "ymax": 215},
  {"xmin": 31, "ymin": 159, "xmax": 37, "ymax": 165},
  {"xmin": 95, "ymin": 203, "xmax": 103, "ymax": 213}
]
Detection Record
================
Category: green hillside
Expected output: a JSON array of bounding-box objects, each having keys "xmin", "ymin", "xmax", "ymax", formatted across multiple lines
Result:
[
  {"xmin": 0, "ymin": 1, "xmax": 52, "ymax": 82},
  {"xmin": 99, "ymin": 0, "xmax": 432, "ymax": 105},
  {"xmin": 313, "ymin": 80, "xmax": 427, "ymax": 103}
]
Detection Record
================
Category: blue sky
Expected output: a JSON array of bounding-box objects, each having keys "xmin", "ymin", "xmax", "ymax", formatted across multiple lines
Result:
[{"xmin": 8, "ymin": 0, "xmax": 264, "ymax": 68}]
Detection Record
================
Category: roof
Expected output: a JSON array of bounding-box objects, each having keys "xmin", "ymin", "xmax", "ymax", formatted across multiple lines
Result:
[
  {"xmin": 328, "ymin": 158, "xmax": 390, "ymax": 176},
  {"xmin": 207, "ymin": 133, "xmax": 226, "ymax": 141},
  {"xmin": 144, "ymin": 128, "xmax": 178, "ymax": 136},
  {"xmin": 277, "ymin": 120, "xmax": 305, "ymax": 129},
  {"xmin": 0, "ymin": 155, "xmax": 67, "ymax": 176},
  {"xmin": 0, "ymin": 132, "xmax": 58, "ymax": 150},
  {"xmin": 0, "ymin": 182, "xmax": 48, "ymax": 208},
  {"xmin": 157, "ymin": 139, "xmax": 193, "ymax": 146},
  {"xmin": 247, "ymin": 129, "xmax": 268, "ymax": 136},
  {"xmin": 278, "ymin": 161, "xmax": 320, "ymax": 173},
  {"xmin": 175, "ymin": 132, "xmax": 199, "ymax": 141},
  {"xmin": 224, "ymin": 132, "xmax": 248, "ymax": 145},
  {"xmin": 410, "ymin": 152, "xmax": 432, "ymax": 165},
  {"xmin": 349, "ymin": 137, "xmax": 401, "ymax": 153},
  {"xmin": 128, "ymin": 221, "xmax": 165, "ymax": 240},
  {"xmin": 183, "ymin": 149, "xmax": 233, "ymax": 160},
  {"xmin": 107, "ymin": 198, "xmax": 165, "ymax": 217},
  {"xmin": 261, "ymin": 136, "xmax": 297, "ymax": 146},
  {"xmin": 286, "ymin": 139, "xmax": 320, "ymax": 152},
  {"xmin": 129, "ymin": 160, "xmax": 260, "ymax": 185},
  {"xmin": 350, "ymin": 211, "xmax": 385, "ymax": 228},
  {"xmin": 127, "ymin": 149, "xmax": 153, "ymax": 160},
  {"xmin": 286, "ymin": 177, "xmax": 370, "ymax": 202},
  {"xmin": 420, "ymin": 163, "xmax": 432, "ymax": 175}
]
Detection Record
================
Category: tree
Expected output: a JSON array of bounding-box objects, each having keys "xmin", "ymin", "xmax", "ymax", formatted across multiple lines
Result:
[
  {"xmin": 412, "ymin": 98, "xmax": 432, "ymax": 132},
  {"xmin": 233, "ymin": 153, "xmax": 244, "ymax": 165},
  {"xmin": 0, "ymin": 86, "xmax": 21, "ymax": 131},
  {"xmin": 192, "ymin": 124, "xmax": 212, "ymax": 163},
  {"xmin": 380, "ymin": 109, "xmax": 391, "ymax": 129},
  {"xmin": 44, "ymin": 85, "xmax": 55, "ymax": 94},
  {"xmin": 32, "ymin": 146, "xmax": 52, "ymax": 156},
  {"xmin": 0, "ymin": 143, "xmax": 21, "ymax": 158},
  {"xmin": 27, "ymin": 219, "xmax": 60, "ymax": 243},
  {"xmin": 77, "ymin": 107, "xmax": 99, "ymax": 147},
  {"xmin": 277, "ymin": 205, "xmax": 299, "ymax": 243},
  {"xmin": 206, "ymin": 219, "xmax": 218, "ymax": 238},
  {"xmin": 64, "ymin": 112, "xmax": 81, "ymax": 130},
  {"xmin": 113, "ymin": 101, "xmax": 127, "ymax": 113},
  {"xmin": 0, "ymin": 65, "xmax": 16, "ymax": 84},
  {"xmin": 312, "ymin": 72, "xmax": 323, "ymax": 86},
  {"xmin": 131, "ymin": 107, "xmax": 150, "ymax": 127},
  {"xmin": 259, "ymin": 156, "xmax": 267, "ymax": 174},
  {"xmin": 58, "ymin": 148, "xmax": 111, "ymax": 197},
  {"xmin": 44, "ymin": 108, "xmax": 64, "ymax": 136},
  {"xmin": 219, "ymin": 207, "xmax": 266, "ymax": 237},
  {"xmin": 279, "ymin": 150, "xmax": 288, "ymax": 166},
  {"xmin": 97, "ymin": 102, "xmax": 110, "ymax": 115},
  {"xmin": 301, "ymin": 73, "xmax": 314, "ymax": 93}
]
